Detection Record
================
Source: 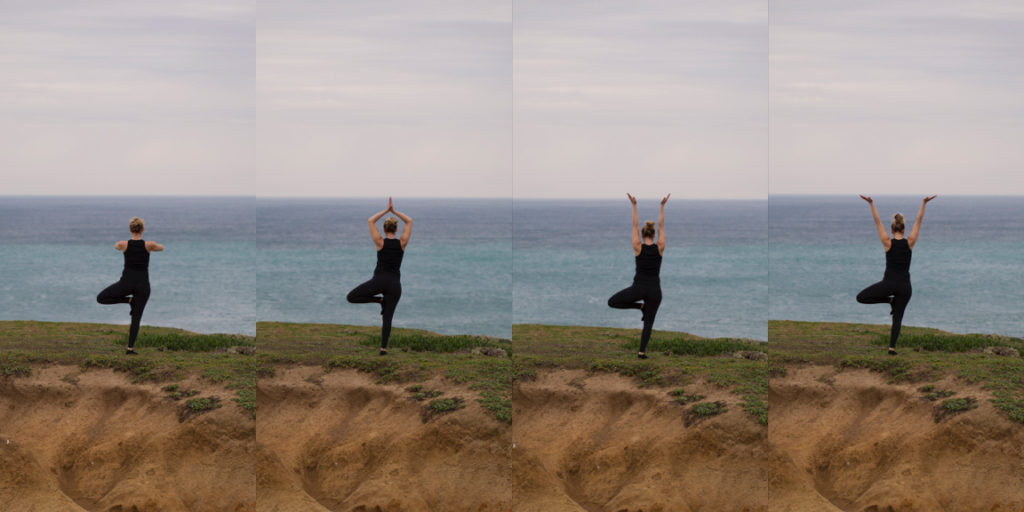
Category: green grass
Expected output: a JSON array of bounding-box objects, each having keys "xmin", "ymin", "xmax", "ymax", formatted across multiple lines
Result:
[
  {"xmin": 258, "ymin": 322, "xmax": 514, "ymax": 424},
  {"xmin": 428, "ymin": 397, "xmax": 465, "ymax": 413},
  {"xmin": 356, "ymin": 333, "xmax": 511, "ymax": 353},
  {"xmin": 941, "ymin": 397, "xmax": 977, "ymax": 413},
  {"xmin": 185, "ymin": 396, "xmax": 222, "ymax": 412},
  {"xmin": 771, "ymin": 320, "xmax": 1024, "ymax": 425},
  {"xmin": 0, "ymin": 321, "xmax": 260, "ymax": 418},
  {"xmin": 692, "ymin": 401, "xmax": 727, "ymax": 417},
  {"xmin": 873, "ymin": 333, "xmax": 1024, "ymax": 353},
  {"xmin": 515, "ymin": 324, "xmax": 768, "ymax": 425},
  {"xmin": 129, "ymin": 331, "xmax": 253, "ymax": 352},
  {"xmin": 626, "ymin": 336, "xmax": 762, "ymax": 357}
]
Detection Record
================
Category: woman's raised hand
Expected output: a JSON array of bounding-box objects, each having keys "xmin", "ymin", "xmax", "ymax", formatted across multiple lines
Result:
[
  {"xmin": 661, "ymin": 194, "xmax": 671, "ymax": 205},
  {"xmin": 387, "ymin": 196, "xmax": 394, "ymax": 212},
  {"xmin": 923, "ymin": 195, "xmax": 937, "ymax": 203},
  {"xmin": 859, "ymin": 195, "xmax": 873, "ymax": 203},
  {"xmin": 626, "ymin": 193, "xmax": 637, "ymax": 205}
]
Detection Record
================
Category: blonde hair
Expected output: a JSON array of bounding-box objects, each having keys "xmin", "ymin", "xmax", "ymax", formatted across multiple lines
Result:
[
  {"xmin": 382, "ymin": 217, "xmax": 398, "ymax": 234},
  {"xmin": 641, "ymin": 220, "xmax": 655, "ymax": 239},
  {"xmin": 129, "ymin": 217, "xmax": 145, "ymax": 234},
  {"xmin": 891, "ymin": 213, "xmax": 905, "ymax": 234}
]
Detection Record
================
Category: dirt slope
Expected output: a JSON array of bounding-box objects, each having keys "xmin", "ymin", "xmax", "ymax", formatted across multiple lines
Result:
[
  {"xmin": 770, "ymin": 366, "xmax": 1024, "ymax": 512},
  {"xmin": 256, "ymin": 367, "xmax": 513, "ymax": 512},
  {"xmin": 0, "ymin": 366, "xmax": 256, "ymax": 511},
  {"xmin": 513, "ymin": 370, "xmax": 769, "ymax": 512}
]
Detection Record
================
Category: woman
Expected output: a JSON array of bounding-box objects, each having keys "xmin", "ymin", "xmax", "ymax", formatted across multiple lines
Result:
[
  {"xmin": 96, "ymin": 217, "xmax": 164, "ymax": 355},
  {"xmin": 347, "ymin": 197, "xmax": 412, "ymax": 355},
  {"xmin": 856, "ymin": 195, "xmax": 936, "ymax": 355},
  {"xmin": 608, "ymin": 193, "xmax": 669, "ymax": 359}
]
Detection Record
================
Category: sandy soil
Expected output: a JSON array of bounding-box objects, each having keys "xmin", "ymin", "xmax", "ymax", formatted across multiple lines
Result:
[
  {"xmin": 0, "ymin": 366, "xmax": 255, "ymax": 511},
  {"xmin": 513, "ymin": 370, "xmax": 769, "ymax": 512},
  {"xmin": 770, "ymin": 366, "xmax": 1024, "ymax": 512},
  {"xmin": 256, "ymin": 367, "xmax": 513, "ymax": 512}
]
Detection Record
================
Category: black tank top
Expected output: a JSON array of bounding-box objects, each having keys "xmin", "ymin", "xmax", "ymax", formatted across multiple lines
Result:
[
  {"xmin": 634, "ymin": 243, "xmax": 662, "ymax": 284},
  {"xmin": 374, "ymin": 238, "xmax": 404, "ymax": 277},
  {"xmin": 123, "ymin": 239, "xmax": 149, "ymax": 273},
  {"xmin": 884, "ymin": 238, "xmax": 911, "ymax": 281}
]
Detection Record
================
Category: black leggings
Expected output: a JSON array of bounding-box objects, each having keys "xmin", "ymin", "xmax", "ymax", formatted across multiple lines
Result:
[
  {"xmin": 347, "ymin": 274, "xmax": 402, "ymax": 348},
  {"xmin": 96, "ymin": 275, "xmax": 150, "ymax": 348},
  {"xmin": 856, "ymin": 279, "xmax": 912, "ymax": 349},
  {"xmin": 608, "ymin": 282, "xmax": 662, "ymax": 353}
]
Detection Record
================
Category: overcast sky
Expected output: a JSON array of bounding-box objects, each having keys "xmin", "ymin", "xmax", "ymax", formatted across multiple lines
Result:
[
  {"xmin": 771, "ymin": 0, "xmax": 1024, "ymax": 195},
  {"xmin": 514, "ymin": 0, "xmax": 766, "ymax": 199},
  {"xmin": 1, "ymin": 0, "xmax": 509, "ymax": 197}
]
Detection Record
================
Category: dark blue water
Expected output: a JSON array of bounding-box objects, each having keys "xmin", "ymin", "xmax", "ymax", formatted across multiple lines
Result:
[
  {"xmin": 514, "ymin": 199, "xmax": 768, "ymax": 340},
  {"xmin": 770, "ymin": 196, "xmax": 1024, "ymax": 336}
]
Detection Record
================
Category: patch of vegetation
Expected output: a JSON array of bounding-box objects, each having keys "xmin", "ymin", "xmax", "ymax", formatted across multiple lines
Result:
[
  {"xmin": 186, "ymin": 396, "xmax": 222, "ymax": 412},
  {"xmin": 874, "ymin": 333, "xmax": 1024, "ymax": 353},
  {"xmin": 325, "ymin": 356, "xmax": 402, "ymax": 383},
  {"xmin": 80, "ymin": 355, "xmax": 162, "ymax": 382},
  {"xmin": 358, "ymin": 333, "xmax": 510, "ymax": 354},
  {"xmin": 837, "ymin": 357, "xmax": 913, "ymax": 382},
  {"xmin": 992, "ymin": 393, "xmax": 1024, "ymax": 424},
  {"xmin": 162, "ymin": 384, "xmax": 200, "ymax": 401},
  {"xmin": 626, "ymin": 337, "xmax": 761, "ymax": 357},
  {"xmin": 669, "ymin": 389, "xmax": 705, "ymax": 405},
  {"xmin": 587, "ymin": 360, "xmax": 665, "ymax": 387},
  {"xmin": 0, "ymin": 354, "xmax": 31, "ymax": 377},
  {"xmin": 128, "ymin": 332, "xmax": 253, "ymax": 352},
  {"xmin": 684, "ymin": 401, "xmax": 728, "ymax": 426},
  {"xmin": 422, "ymin": 397, "xmax": 466, "ymax": 422},
  {"xmin": 917, "ymin": 385, "xmax": 956, "ymax": 401},
  {"xmin": 941, "ymin": 397, "xmax": 977, "ymax": 412}
]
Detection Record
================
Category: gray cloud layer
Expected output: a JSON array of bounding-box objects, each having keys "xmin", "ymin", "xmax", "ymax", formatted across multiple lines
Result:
[{"xmin": 771, "ymin": 1, "xmax": 1024, "ymax": 195}]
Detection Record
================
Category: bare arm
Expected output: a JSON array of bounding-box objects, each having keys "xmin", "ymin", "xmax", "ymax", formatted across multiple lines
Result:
[
  {"xmin": 627, "ymin": 193, "xmax": 641, "ymax": 255},
  {"xmin": 859, "ymin": 195, "xmax": 890, "ymax": 251},
  {"xmin": 146, "ymin": 241, "xmax": 164, "ymax": 252},
  {"xmin": 391, "ymin": 208, "xmax": 413, "ymax": 250},
  {"xmin": 907, "ymin": 195, "xmax": 936, "ymax": 250},
  {"xmin": 115, "ymin": 240, "xmax": 127, "ymax": 252},
  {"xmin": 657, "ymin": 194, "xmax": 669, "ymax": 255},
  {"xmin": 368, "ymin": 205, "xmax": 388, "ymax": 250}
]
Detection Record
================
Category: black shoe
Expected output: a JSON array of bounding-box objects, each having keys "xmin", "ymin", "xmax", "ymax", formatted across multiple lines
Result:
[
  {"xmin": 637, "ymin": 352, "xmax": 648, "ymax": 359},
  {"xmin": 888, "ymin": 349, "xmax": 898, "ymax": 356},
  {"xmin": 126, "ymin": 349, "xmax": 138, "ymax": 356},
  {"xmin": 379, "ymin": 348, "xmax": 388, "ymax": 356}
]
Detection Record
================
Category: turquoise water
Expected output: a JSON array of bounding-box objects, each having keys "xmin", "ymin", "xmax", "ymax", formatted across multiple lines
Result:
[
  {"xmin": 770, "ymin": 196, "xmax": 1024, "ymax": 337},
  {"xmin": 514, "ymin": 200, "xmax": 768, "ymax": 340}
]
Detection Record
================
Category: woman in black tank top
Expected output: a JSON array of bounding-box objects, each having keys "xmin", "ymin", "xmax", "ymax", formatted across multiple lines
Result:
[
  {"xmin": 96, "ymin": 217, "xmax": 164, "ymax": 355},
  {"xmin": 856, "ymin": 195, "xmax": 936, "ymax": 355},
  {"xmin": 608, "ymin": 193, "xmax": 670, "ymax": 359},
  {"xmin": 346, "ymin": 197, "xmax": 413, "ymax": 355}
]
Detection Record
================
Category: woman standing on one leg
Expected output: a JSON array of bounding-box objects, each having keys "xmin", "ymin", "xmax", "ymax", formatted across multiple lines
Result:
[
  {"xmin": 346, "ymin": 197, "xmax": 412, "ymax": 355},
  {"xmin": 608, "ymin": 193, "xmax": 669, "ymax": 359},
  {"xmin": 856, "ymin": 195, "xmax": 936, "ymax": 355},
  {"xmin": 96, "ymin": 217, "xmax": 164, "ymax": 355}
]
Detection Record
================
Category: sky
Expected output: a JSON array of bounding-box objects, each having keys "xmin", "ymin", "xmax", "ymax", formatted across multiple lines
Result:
[
  {"xmin": 0, "ymin": 0, "xmax": 510, "ymax": 197},
  {"xmin": 770, "ymin": 0, "xmax": 1024, "ymax": 195},
  {"xmin": 513, "ymin": 0, "xmax": 767, "ymax": 199}
]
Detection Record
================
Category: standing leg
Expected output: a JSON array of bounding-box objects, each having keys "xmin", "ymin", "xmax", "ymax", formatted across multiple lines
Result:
[
  {"xmin": 889, "ymin": 285, "xmax": 912, "ymax": 350},
  {"xmin": 128, "ymin": 282, "xmax": 150, "ymax": 350},
  {"xmin": 379, "ymin": 280, "xmax": 402, "ymax": 349},
  {"xmin": 97, "ymin": 280, "xmax": 132, "ymax": 305},
  {"xmin": 638, "ymin": 288, "xmax": 662, "ymax": 354}
]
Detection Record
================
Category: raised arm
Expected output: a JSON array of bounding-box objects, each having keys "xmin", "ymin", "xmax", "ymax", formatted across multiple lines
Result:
[
  {"xmin": 146, "ymin": 241, "xmax": 164, "ymax": 252},
  {"xmin": 368, "ymin": 203, "xmax": 388, "ymax": 249},
  {"xmin": 657, "ymin": 194, "xmax": 669, "ymax": 254},
  {"xmin": 627, "ymin": 193, "xmax": 641, "ymax": 255},
  {"xmin": 907, "ymin": 195, "xmax": 936, "ymax": 250},
  {"xmin": 859, "ymin": 195, "xmax": 891, "ymax": 251},
  {"xmin": 389, "ymin": 198, "xmax": 413, "ymax": 250}
]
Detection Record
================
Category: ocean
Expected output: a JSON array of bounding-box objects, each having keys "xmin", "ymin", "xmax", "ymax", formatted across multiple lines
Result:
[
  {"xmin": 0, "ymin": 197, "xmax": 511, "ymax": 338},
  {"xmin": 770, "ymin": 196, "xmax": 1024, "ymax": 337},
  {"xmin": 514, "ymin": 199, "xmax": 768, "ymax": 340}
]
